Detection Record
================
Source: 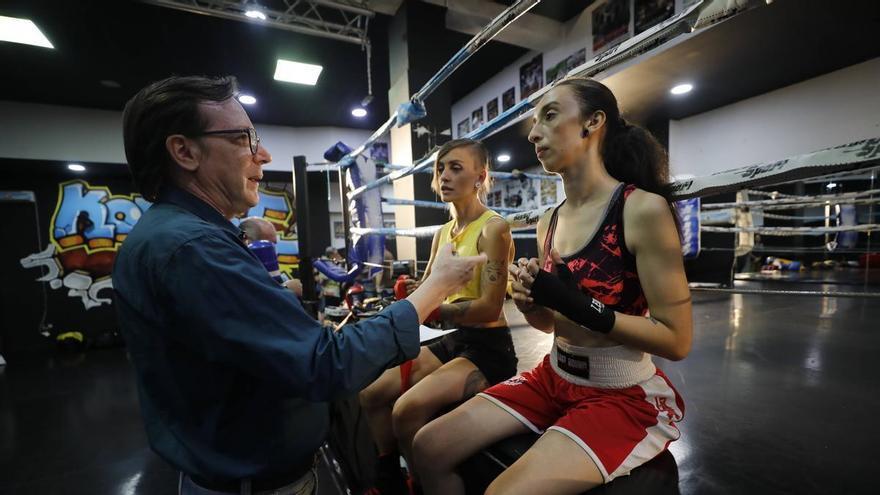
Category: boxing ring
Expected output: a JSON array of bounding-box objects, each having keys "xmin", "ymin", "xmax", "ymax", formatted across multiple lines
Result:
[{"xmin": 293, "ymin": 0, "xmax": 880, "ymax": 302}]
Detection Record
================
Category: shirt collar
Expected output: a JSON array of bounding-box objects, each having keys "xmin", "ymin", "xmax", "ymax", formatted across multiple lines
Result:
[{"xmin": 158, "ymin": 185, "xmax": 242, "ymax": 239}]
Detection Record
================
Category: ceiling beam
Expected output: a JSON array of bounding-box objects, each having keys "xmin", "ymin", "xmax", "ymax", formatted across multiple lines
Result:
[
  {"xmin": 140, "ymin": 0, "xmax": 373, "ymax": 45},
  {"xmin": 421, "ymin": 0, "xmax": 563, "ymax": 51}
]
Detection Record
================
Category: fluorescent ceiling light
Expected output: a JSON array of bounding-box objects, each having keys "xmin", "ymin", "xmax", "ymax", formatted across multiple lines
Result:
[
  {"xmin": 238, "ymin": 94, "xmax": 257, "ymax": 105},
  {"xmin": 274, "ymin": 59, "xmax": 323, "ymax": 86},
  {"xmin": 0, "ymin": 15, "xmax": 54, "ymax": 49},
  {"xmin": 497, "ymin": 154, "xmax": 511, "ymax": 163},
  {"xmin": 68, "ymin": 163, "xmax": 85, "ymax": 172},
  {"xmin": 245, "ymin": 10, "xmax": 266, "ymax": 20},
  {"xmin": 670, "ymin": 83, "xmax": 693, "ymax": 95},
  {"xmin": 826, "ymin": 182, "xmax": 837, "ymax": 189},
  {"xmin": 351, "ymin": 107, "xmax": 367, "ymax": 118}
]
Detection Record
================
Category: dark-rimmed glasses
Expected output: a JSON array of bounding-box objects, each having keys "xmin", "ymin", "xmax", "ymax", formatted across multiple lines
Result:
[{"xmin": 194, "ymin": 127, "xmax": 260, "ymax": 155}]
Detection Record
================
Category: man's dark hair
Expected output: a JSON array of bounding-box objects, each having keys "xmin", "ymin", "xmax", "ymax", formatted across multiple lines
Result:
[{"xmin": 122, "ymin": 75, "xmax": 239, "ymax": 201}]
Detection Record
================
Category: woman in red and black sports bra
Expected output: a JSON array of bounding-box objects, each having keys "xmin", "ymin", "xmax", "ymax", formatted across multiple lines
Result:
[{"xmin": 414, "ymin": 77, "xmax": 693, "ymax": 495}]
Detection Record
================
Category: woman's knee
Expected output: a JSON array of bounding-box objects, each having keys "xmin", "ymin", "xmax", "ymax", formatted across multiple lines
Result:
[
  {"xmin": 412, "ymin": 421, "xmax": 455, "ymax": 472},
  {"xmin": 391, "ymin": 395, "xmax": 431, "ymax": 435},
  {"xmin": 360, "ymin": 378, "xmax": 393, "ymax": 410}
]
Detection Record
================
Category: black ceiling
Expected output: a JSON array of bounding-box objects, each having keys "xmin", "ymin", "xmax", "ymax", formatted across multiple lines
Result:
[
  {"xmin": 486, "ymin": 0, "xmax": 880, "ymax": 172},
  {"xmin": 0, "ymin": 0, "xmax": 393, "ymax": 129},
  {"xmin": 0, "ymin": 0, "xmax": 531, "ymax": 130}
]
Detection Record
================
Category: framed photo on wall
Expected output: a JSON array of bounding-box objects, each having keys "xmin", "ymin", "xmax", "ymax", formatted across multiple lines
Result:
[
  {"xmin": 471, "ymin": 107, "xmax": 484, "ymax": 130},
  {"xmin": 593, "ymin": 0, "xmax": 631, "ymax": 53},
  {"xmin": 486, "ymin": 97, "xmax": 499, "ymax": 121},
  {"xmin": 634, "ymin": 0, "xmax": 674, "ymax": 34},
  {"xmin": 502, "ymin": 87, "xmax": 516, "ymax": 111},
  {"xmin": 519, "ymin": 54, "xmax": 544, "ymax": 100},
  {"xmin": 457, "ymin": 118, "xmax": 470, "ymax": 138}
]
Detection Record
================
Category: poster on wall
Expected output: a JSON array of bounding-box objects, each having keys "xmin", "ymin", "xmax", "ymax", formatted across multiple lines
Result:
[
  {"xmin": 333, "ymin": 221, "xmax": 345, "ymax": 239},
  {"xmin": 503, "ymin": 179, "xmax": 539, "ymax": 210},
  {"xmin": 457, "ymin": 118, "xmax": 470, "ymax": 138},
  {"xmin": 471, "ymin": 107, "xmax": 484, "ymax": 131},
  {"xmin": 546, "ymin": 48, "xmax": 587, "ymax": 84},
  {"xmin": 519, "ymin": 54, "xmax": 544, "ymax": 100},
  {"xmin": 502, "ymin": 87, "xmax": 516, "ymax": 111},
  {"xmin": 592, "ymin": 0, "xmax": 631, "ymax": 53},
  {"xmin": 488, "ymin": 190, "xmax": 503, "ymax": 208},
  {"xmin": 486, "ymin": 97, "xmax": 499, "ymax": 121},
  {"xmin": 634, "ymin": 0, "xmax": 674, "ymax": 34},
  {"xmin": 540, "ymin": 179, "xmax": 559, "ymax": 206}
]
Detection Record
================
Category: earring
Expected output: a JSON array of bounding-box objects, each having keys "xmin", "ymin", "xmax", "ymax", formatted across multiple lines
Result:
[{"xmin": 475, "ymin": 182, "xmax": 481, "ymax": 189}]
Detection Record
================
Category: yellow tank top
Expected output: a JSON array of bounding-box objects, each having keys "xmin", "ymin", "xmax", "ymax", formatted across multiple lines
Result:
[{"xmin": 438, "ymin": 209, "xmax": 504, "ymax": 304}]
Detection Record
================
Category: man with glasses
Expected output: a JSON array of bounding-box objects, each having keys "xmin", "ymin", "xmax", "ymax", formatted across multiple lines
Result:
[{"xmin": 113, "ymin": 75, "xmax": 486, "ymax": 495}]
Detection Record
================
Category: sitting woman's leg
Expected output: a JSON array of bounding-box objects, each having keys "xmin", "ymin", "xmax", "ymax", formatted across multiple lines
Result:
[
  {"xmin": 391, "ymin": 357, "xmax": 490, "ymax": 478},
  {"xmin": 413, "ymin": 395, "xmax": 530, "ymax": 495},
  {"xmin": 485, "ymin": 429, "xmax": 603, "ymax": 495},
  {"xmin": 359, "ymin": 347, "xmax": 443, "ymax": 492}
]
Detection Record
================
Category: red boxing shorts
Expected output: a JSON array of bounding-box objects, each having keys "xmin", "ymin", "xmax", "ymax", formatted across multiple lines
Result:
[{"xmin": 478, "ymin": 340, "xmax": 684, "ymax": 483}]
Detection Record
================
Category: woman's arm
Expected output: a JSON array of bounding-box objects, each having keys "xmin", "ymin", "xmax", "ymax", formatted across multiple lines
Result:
[
  {"xmin": 610, "ymin": 191, "xmax": 693, "ymax": 360},
  {"xmin": 439, "ymin": 218, "xmax": 512, "ymax": 325},
  {"xmin": 510, "ymin": 211, "xmax": 556, "ymax": 333}
]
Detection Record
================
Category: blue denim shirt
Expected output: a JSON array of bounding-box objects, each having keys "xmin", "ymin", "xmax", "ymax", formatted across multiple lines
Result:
[{"xmin": 112, "ymin": 186, "xmax": 420, "ymax": 482}]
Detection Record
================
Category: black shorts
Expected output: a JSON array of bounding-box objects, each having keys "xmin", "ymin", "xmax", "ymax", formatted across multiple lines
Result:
[{"xmin": 427, "ymin": 326, "xmax": 518, "ymax": 385}]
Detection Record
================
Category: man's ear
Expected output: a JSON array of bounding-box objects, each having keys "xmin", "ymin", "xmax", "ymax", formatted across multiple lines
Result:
[{"xmin": 165, "ymin": 134, "xmax": 201, "ymax": 172}]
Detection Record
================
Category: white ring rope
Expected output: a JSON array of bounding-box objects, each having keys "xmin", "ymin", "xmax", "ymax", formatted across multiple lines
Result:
[
  {"xmin": 701, "ymin": 224, "xmax": 880, "ymax": 236},
  {"xmin": 701, "ymin": 188, "xmax": 880, "ymax": 210}
]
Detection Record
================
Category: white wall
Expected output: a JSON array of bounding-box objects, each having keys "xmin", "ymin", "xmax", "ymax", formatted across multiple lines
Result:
[
  {"xmin": 0, "ymin": 100, "xmax": 376, "ymax": 172},
  {"xmin": 669, "ymin": 57, "xmax": 880, "ymax": 177}
]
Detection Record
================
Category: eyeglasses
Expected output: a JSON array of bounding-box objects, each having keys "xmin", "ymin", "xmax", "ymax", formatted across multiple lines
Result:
[{"xmin": 195, "ymin": 127, "xmax": 260, "ymax": 155}]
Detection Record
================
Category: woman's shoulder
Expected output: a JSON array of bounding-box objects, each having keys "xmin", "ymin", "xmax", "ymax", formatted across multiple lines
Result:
[{"xmin": 623, "ymin": 188, "xmax": 670, "ymax": 222}]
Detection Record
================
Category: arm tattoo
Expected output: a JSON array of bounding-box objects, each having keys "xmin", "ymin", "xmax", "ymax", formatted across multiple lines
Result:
[
  {"xmin": 483, "ymin": 260, "xmax": 504, "ymax": 285},
  {"xmin": 441, "ymin": 301, "xmax": 473, "ymax": 322},
  {"xmin": 461, "ymin": 369, "xmax": 490, "ymax": 400}
]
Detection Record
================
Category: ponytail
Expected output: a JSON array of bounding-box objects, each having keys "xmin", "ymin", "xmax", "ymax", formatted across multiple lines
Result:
[
  {"xmin": 555, "ymin": 77, "xmax": 672, "ymax": 203},
  {"xmin": 603, "ymin": 118, "xmax": 671, "ymax": 201}
]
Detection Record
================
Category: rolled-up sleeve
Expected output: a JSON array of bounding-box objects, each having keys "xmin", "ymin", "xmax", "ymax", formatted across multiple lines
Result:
[{"xmin": 160, "ymin": 232, "xmax": 421, "ymax": 401}]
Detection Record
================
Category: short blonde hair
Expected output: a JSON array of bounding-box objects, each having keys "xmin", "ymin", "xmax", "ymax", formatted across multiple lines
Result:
[{"xmin": 431, "ymin": 138, "xmax": 493, "ymax": 203}]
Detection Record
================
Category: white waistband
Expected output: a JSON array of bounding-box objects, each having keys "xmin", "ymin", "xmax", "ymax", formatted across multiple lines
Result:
[{"xmin": 550, "ymin": 338, "xmax": 655, "ymax": 389}]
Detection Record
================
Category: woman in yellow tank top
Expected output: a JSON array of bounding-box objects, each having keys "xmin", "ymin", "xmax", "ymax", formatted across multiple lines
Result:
[{"xmin": 359, "ymin": 139, "xmax": 517, "ymax": 494}]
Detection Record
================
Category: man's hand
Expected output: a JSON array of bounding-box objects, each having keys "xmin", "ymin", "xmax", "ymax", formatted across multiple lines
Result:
[
  {"xmin": 406, "ymin": 243, "xmax": 487, "ymax": 322},
  {"xmin": 428, "ymin": 243, "xmax": 487, "ymax": 297}
]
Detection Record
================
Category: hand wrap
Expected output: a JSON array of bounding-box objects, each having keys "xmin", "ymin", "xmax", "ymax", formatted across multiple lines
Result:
[{"xmin": 530, "ymin": 262, "xmax": 615, "ymax": 334}]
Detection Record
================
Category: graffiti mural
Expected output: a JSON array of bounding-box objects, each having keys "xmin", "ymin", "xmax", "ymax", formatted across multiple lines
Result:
[
  {"xmin": 19, "ymin": 180, "xmax": 151, "ymax": 309},
  {"xmin": 20, "ymin": 180, "xmax": 298, "ymax": 309}
]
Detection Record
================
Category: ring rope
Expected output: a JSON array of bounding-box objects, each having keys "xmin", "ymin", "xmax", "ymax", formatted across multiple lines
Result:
[
  {"xmin": 336, "ymin": 0, "xmax": 542, "ymax": 166},
  {"xmin": 701, "ymin": 224, "xmax": 880, "ymax": 236},
  {"xmin": 701, "ymin": 188, "xmax": 880, "ymax": 210}
]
